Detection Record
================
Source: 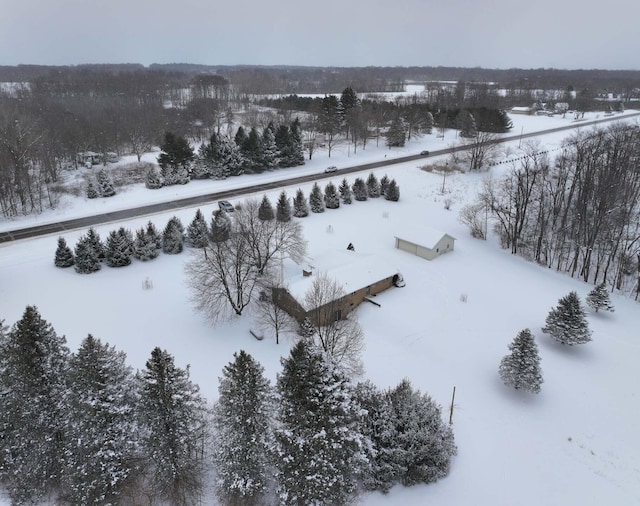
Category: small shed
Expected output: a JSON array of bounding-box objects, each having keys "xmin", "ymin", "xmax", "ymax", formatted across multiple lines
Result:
[{"xmin": 394, "ymin": 226, "xmax": 455, "ymax": 260}]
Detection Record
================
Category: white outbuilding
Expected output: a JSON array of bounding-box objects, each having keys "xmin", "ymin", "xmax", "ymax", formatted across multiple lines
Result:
[{"xmin": 394, "ymin": 226, "xmax": 456, "ymax": 260}]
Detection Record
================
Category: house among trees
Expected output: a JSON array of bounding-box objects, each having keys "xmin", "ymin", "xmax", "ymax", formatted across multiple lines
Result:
[
  {"xmin": 509, "ymin": 106, "xmax": 532, "ymax": 115},
  {"xmin": 394, "ymin": 227, "xmax": 455, "ymax": 260},
  {"xmin": 273, "ymin": 250, "xmax": 401, "ymax": 326}
]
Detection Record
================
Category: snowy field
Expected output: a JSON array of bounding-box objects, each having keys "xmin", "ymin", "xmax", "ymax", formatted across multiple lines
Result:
[{"xmin": 1, "ymin": 111, "xmax": 639, "ymax": 504}]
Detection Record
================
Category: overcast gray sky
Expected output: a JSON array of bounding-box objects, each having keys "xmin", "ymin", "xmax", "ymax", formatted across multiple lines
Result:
[{"xmin": 0, "ymin": 0, "xmax": 638, "ymax": 69}]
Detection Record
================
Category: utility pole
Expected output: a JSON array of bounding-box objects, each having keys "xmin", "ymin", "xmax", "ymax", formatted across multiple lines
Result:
[{"xmin": 449, "ymin": 386, "xmax": 456, "ymax": 425}]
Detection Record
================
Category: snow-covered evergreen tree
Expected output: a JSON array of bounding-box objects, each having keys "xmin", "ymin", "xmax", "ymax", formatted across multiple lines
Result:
[
  {"xmin": 211, "ymin": 209, "xmax": 231, "ymax": 242},
  {"xmin": 386, "ymin": 379, "xmax": 457, "ymax": 486},
  {"xmin": 367, "ymin": 172, "xmax": 381, "ymax": 198},
  {"xmin": 380, "ymin": 174, "xmax": 390, "ymax": 196},
  {"xmin": 384, "ymin": 179, "xmax": 400, "ymax": 201},
  {"xmin": 96, "ymin": 168, "xmax": 116, "ymax": 197},
  {"xmin": 0, "ymin": 306, "xmax": 69, "ymax": 504},
  {"xmin": 213, "ymin": 350, "xmax": 274, "ymax": 505},
  {"xmin": 542, "ymin": 291, "xmax": 592, "ymax": 345},
  {"xmin": 54, "ymin": 236, "xmax": 75, "ymax": 268},
  {"xmin": 105, "ymin": 229, "xmax": 133, "ymax": 267},
  {"xmin": 339, "ymin": 178, "xmax": 353, "ymax": 204},
  {"xmin": 288, "ymin": 117, "xmax": 305, "ymax": 166},
  {"xmin": 586, "ymin": 282, "xmax": 615, "ymax": 313},
  {"xmin": 145, "ymin": 166, "xmax": 164, "ymax": 189},
  {"xmin": 499, "ymin": 328, "xmax": 543, "ymax": 393},
  {"xmin": 220, "ymin": 134, "xmax": 244, "ymax": 177},
  {"xmin": 61, "ymin": 335, "xmax": 139, "ymax": 504},
  {"xmin": 276, "ymin": 190, "xmax": 292, "ymax": 222},
  {"xmin": 258, "ymin": 194, "xmax": 275, "ymax": 221},
  {"xmin": 261, "ymin": 123, "xmax": 279, "ymax": 170},
  {"xmin": 386, "ymin": 116, "xmax": 407, "ymax": 147},
  {"xmin": 309, "ymin": 182, "xmax": 325, "ymax": 213},
  {"xmin": 162, "ymin": 216, "xmax": 185, "ymax": 254},
  {"xmin": 424, "ymin": 111, "xmax": 434, "ymax": 134},
  {"xmin": 74, "ymin": 234, "xmax": 102, "ymax": 274},
  {"xmin": 275, "ymin": 340, "xmax": 366, "ymax": 506},
  {"xmin": 133, "ymin": 227, "xmax": 159, "ymax": 261},
  {"xmin": 458, "ymin": 110, "xmax": 478, "ymax": 138},
  {"xmin": 137, "ymin": 347, "xmax": 208, "ymax": 505},
  {"xmin": 298, "ymin": 316, "xmax": 316, "ymax": 339},
  {"xmin": 146, "ymin": 221, "xmax": 162, "ymax": 250},
  {"xmin": 324, "ymin": 181, "xmax": 340, "ymax": 209},
  {"xmin": 241, "ymin": 127, "xmax": 262, "ymax": 173},
  {"xmin": 86, "ymin": 181, "xmax": 98, "ymax": 199},
  {"xmin": 86, "ymin": 226, "xmax": 105, "ymax": 261},
  {"xmin": 187, "ymin": 209, "xmax": 209, "ymax": 248},
  {"xmin": 353, "ymin": 381, "xmax": 398, "ymax": 493},
  {"xmin": 158, "ymin": 131, "xmax": 194, "ymax": 186},
  {"xmin": 117, "ymin": 226, "xmax": 134, "ymax": 256},
  {"xmin": 293, "ymin": 188, "xmax": 309, "ymax": 218},
  {"xmin": 275, "ymin": 124, "xmax": 292, "ymax": 167},
  {"xmin": 352, "ymin": 177, "xmax": 368, "ymax": 201}
]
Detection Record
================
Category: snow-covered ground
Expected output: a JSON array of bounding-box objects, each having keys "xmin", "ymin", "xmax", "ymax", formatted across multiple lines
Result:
[{"xmin": 1, "ymin": 111, "xmax": 639, "ymax": 505}]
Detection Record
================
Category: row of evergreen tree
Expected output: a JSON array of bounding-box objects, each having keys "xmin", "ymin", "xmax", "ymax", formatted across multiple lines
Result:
[
  {"xmin": 498, "ymin": 287, "xmax": 614, "ymax": 394},
  {"xmin": 0, "ymin": 306, "xmax": 457, "ymax": 505},
  {"xmin": 54, "ymin": 217, "xmax": 190, "ymax": 272},
  {"xmin": 148, "ymin": 119, "xmax": 306, "ymax": 188}
]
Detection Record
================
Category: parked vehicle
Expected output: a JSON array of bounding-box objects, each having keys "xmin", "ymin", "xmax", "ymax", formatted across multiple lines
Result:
[
  {"xmin": 324, "ymin": 166, "xmax": 338, "ymax": 173},
  {"xmin": 218, "ymin": 200, "xmax": 234, "ymax": 212}
]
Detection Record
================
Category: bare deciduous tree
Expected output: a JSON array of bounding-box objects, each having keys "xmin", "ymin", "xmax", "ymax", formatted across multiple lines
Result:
[
  {"xmin": 303, "ymin": 273, "xmax": 365, "ymax": 376},
  {"xmin": 235, "ymin": 198, "xmax": 307, "ymax": 276},
  {"xmin": 252, "ymin": 281, "xmax": 298, "ymax": 345},
  {"xmin": 185, "ymin": 233, "xmax": 259, "ymax": 324}
]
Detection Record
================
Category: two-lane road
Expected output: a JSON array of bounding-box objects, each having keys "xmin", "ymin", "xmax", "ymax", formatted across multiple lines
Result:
[{"xmin": 2, "ymin": 111, "xmax": 638, "ymax": 245}]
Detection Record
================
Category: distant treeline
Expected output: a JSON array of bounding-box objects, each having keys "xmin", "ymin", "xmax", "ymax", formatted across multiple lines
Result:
[{"xmin": 2, "ymin": 64, "xmax": 640, "ymax": 96}]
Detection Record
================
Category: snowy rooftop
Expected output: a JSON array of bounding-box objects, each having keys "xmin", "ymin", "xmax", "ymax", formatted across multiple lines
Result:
[
  {"xmin": 284, "ymin": 249, "xmax": 399, "ymax": 309},
  {"xmin": 394, "ymin": 225, "xmax": 455, "ymax": 250}
]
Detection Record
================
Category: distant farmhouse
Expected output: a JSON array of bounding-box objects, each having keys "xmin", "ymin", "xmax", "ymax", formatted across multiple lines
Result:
[
  {"xmin": 394, "ymin": 226, "xmax": 455, "ymax": 261},
  {"xmin": 273, "ymin": 250, "xmax": 402, "ymax": 326}
]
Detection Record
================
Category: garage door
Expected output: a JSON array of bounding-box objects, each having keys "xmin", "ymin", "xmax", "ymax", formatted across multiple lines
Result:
[{"xmin": 396, "ymin": 238, "xmax": 418, "ymax": 255}]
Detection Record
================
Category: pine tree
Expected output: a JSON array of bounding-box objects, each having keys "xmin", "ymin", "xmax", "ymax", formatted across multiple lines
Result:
[
  {"xmin": 105, "ymin": 229, "xmax": 133, "ymax": 267},
  {"xmin": 380, "ymin": 174, "xmax": 390, "ymax": 196},
  {"xmin": 366, "ymin": 172, "xmax": 381, "ymax": 198},
  {"xmin": 261, "ymin": 123, "xmax": 279, "ymax": 170},
  {"xmin": 309, "ymin": 182, "xmax": 325, "ymax": 213},
  {"xmin": 324, "ymin": 181, "xmax": 340, "ymax": 209},
  {"xmin": 288, "ymin": 117, "xmax": 305, "ymax": 166},
  {"xmin": 118, "ymin": 226, "xmax": 134, "ymax": 257},
  {"xmin": 241, "ymin": 127, "xmax": 262, "ymax": 173},
  {"xmin": 385, "ymin": 179, "xmax": 400, "ymax": 201},
  {"xmin": 86, "ymin": 181, "xmax": 99, "ymax": 199},
  {"xmin": 219, "ymin": 135, "xmax": 243, "ymax": 177},
  {"xmin": 542, "ymin": 291, "xmax": 592, "ymax": 345},
  {"xmin": 146, "ymin": 221, "xmax": 162, "ymax": 250},
  {"xmin": 211, "ymin": 210, "xmax": 231, "ymax": 242},
  {"xmin": 293, "ymin": 188, "xmax": 309, "ymax": 218},
  {"xmin": 586, "ymin": 282, "xmax": 615, "ymax": 313},
  {"xmin": 275, "ymin": 340, "xmax": 366, "ymax": 506},
  {"xmin": 458, "ymin": 110, "xmax": 478, "ymax": 138},
  {"xmin": 213, "ymin": 351, "xmax": 274, "ymax": 505},
  {"xmin": 386, "ymin": 379, "xmax": 457, "ymax": 486},
  {"xmin": 62, "ymin": 335, "xmax": 139, "ymax": 505},
  {"xmin": 499, "ymin": 329, "xmax": 543, "ymax": 393},
  {"xmin": 86, "ymin": 226, "xmax": 105, "ymax": 261},
  {"xmin": 275, "ymin": 124, "xmax": 293, "ymax": 167},
  {"xmin": 353, "ymin": 381, "xmax": 399, "ymax": 493},
  {"xmin": 145, "ymin": 166, "xmax": 164, "ymax": 189},
  {"xmin": 96, "ymin": 168, "xmax": 116, "ymax": 197},
  {"xmin": 352, "ymin": 177, "xmax": 368, "ymax": 201},
  {"xmin": 298, "ymin": 316, "xmax": 316, "ymax": 338},
  {"xmin": 162, "ymin": 216, "xmax": 185, "ymax": 254},
  {"xmin": 54, "ymin": 236, "xmax": 75, "ymax": 268},
  {"xmin": 137, "ymin": 348, "xmax": 208, "ymax": 505},
  {"xmin": 386, "ymin": 116, "xmax": 407, "ymax": 147},
  {"xmin": 133, "ymin": 227, "xmax": 159, "ymax": 261},
  {"xmin": 424, "ymin": 111, "xmax": 434, "ymax": 134},
  {"xmin": 339, "ymin": 178, "xmax": 353, "ymax": 204},
  {"xmin": 0, "ymin": 306, "xmax": 69, "ymax": 504},
  {"xmin": 276, "ymin": 190, "xmax": 292, "ymax": 222},
  {"xmin": 187, "ymin": 209, "xmax": 209, "ymax": 248},
  {"xmin": 158, "ymin": 131, "xmax": 194, "ymax": 186},
  {"xmin": 74, "ymin": 234, "xmax": 102, "ymax": 274},
  {"xmin": 258, "ymin": 194, "xmax": 275, "ymax": 221}
]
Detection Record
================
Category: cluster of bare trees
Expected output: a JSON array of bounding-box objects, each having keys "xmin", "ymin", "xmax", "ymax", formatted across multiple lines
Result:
[{"xmin": 462, "ymin": 124, "xmax": 640, "ymax": 298}]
